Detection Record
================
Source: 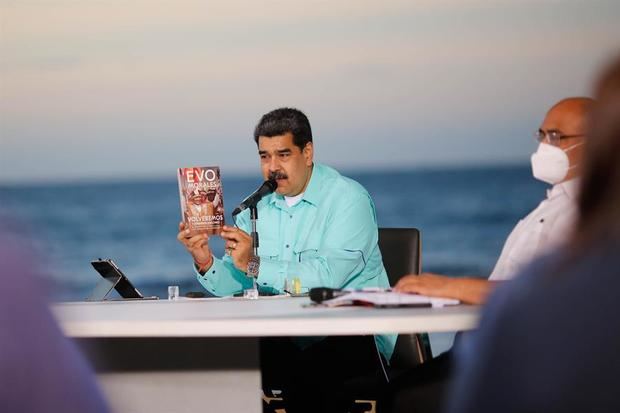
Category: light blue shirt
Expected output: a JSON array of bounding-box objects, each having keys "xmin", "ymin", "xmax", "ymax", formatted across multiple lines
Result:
[{"xmin": 196, "ymin": 162, "xmax": 395, "ymax": 360}]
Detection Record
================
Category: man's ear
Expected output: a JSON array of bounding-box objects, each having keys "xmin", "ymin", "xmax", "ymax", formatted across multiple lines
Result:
[{"xmin": 303, "ymin": 142, "xmax": 314, "ymax": 166}]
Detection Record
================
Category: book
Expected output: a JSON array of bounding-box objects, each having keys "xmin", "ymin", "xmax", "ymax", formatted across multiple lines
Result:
[
  {"xmin": 321, "ymin": 291, "xmax": 460, "ymax": 308},
  {"xmin": 177, "ymin": 166, "xmax": 225, "ymax": 236}
]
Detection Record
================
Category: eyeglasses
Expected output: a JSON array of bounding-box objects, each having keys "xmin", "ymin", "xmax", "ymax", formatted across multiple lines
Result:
[{"xmin": 535, "ymin": 129, "xmax": 584, "ymax": 146}]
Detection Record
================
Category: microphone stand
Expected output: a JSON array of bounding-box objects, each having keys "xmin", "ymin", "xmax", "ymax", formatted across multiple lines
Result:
[{"xmin": 249, "ymin": 205, "xmax": 259, "ymax": 293}]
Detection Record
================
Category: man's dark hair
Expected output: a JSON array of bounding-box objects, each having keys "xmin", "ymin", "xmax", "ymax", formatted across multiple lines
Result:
[{"xmin": 253, "ymin": 108, "xmax": 313, "ymax": 150}]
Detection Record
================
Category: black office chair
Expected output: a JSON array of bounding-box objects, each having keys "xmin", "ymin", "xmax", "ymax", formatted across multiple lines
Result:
[
  {"xmin": 342, "ymin": 228, "xmax": 434, "ymax": 412},
  {"xmin": 378, "ymin": 228, "xmax": 433, "ymax": 372},
  {"xmin": 263, "ymin": 229, "xmax": 432, "ymax": 412}
]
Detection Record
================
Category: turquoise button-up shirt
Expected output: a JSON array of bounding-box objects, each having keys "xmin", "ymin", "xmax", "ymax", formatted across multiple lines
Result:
[{"xmin": 196, "ymin": 162, "xmax": 395, "ymax": 360}]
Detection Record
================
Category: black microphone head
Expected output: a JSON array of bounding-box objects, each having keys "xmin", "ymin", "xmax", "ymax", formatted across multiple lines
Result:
[
  {"xmin": 232, "ymin": 179, "xmax": 279, "ymax": 217},
  {"xmin": 264, "ymin": 179, "xmax": 278, "ymax": 192},
  {"xmin": 309, "ymin": 287, "xmax": 339, "ymax": 303},
  {"xmin": 254, "ymin": 179, "xmax": 278, "ymax": 198}
]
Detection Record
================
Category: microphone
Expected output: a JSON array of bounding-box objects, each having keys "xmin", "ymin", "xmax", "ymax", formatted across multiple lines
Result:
[
  {"xmin": 232, "ymin": 179, "xmax": 278, "ymax": 216},
  {"xmin": 309, "ymin": 287, "xmax": 348, "ymax": 303}
]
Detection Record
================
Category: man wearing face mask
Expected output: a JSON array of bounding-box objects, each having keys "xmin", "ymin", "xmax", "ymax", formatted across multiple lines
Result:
[
  {"xmin": 394, "ymin": 96, "xmax": 592, "ymax": 303},
  {"xmin": 385, "ymin": 97, "xmax": 593, "ymax": 413},
  {"xmin": 488, "ymin": 97, "xmax": 589, "ymax": 281}
]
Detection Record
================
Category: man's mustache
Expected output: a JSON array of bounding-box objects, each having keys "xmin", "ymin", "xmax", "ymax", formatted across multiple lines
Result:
[{"xmin": 269, "ymin": 171, "xmax": 287, "ymax": 180}]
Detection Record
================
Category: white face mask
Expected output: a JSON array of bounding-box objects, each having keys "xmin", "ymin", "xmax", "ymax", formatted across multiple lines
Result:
[{"xmin": 530, "ymin": 142, "xmax": 582, "ymax": 185}]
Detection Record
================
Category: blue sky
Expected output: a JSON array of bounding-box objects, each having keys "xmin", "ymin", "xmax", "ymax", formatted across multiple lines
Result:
[{"xmin": 1, "ymin": 0, "xmax": 619, "ymax": 183}]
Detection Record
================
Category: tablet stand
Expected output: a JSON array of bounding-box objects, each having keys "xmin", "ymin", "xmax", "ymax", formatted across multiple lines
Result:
[{"xmin": 86, "ymin": 273, "xmax": 122, "ymax": 301}]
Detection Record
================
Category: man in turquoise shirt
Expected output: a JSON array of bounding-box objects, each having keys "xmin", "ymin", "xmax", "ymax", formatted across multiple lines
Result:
[
  {"xmin": 178, "ymin": 107, "xmax": 393, "ymax": 411},
  {"xmin": 198, "ymin": 162, "xmax": 388, "ymax": 296}
]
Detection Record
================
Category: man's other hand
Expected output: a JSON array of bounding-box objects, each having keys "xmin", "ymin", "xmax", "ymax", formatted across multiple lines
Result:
[
  {"xmin": 394, "ymin": 273, "xmax": 494, "ymax": 305},
  {"xmin": 220, "ymin": 225, "xmax": 253, "ymax": 273},
  {"xmin": 394, "ymin": 273, "xmax": 454, "ymax": 298}
]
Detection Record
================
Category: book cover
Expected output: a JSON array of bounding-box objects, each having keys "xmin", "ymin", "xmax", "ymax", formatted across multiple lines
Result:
[{"xmin": 177, "ymin": 166, "xmax": 225, "ymax": 236}]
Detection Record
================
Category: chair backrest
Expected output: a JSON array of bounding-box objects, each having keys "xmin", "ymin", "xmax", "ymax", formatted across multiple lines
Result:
[
  {"xmin": 377, "ymin": 227, "xmax": 432, "ymax": 369},
  {"xmin": 378, "ymin": 228, "xmax": 421, "ymax": 286}
]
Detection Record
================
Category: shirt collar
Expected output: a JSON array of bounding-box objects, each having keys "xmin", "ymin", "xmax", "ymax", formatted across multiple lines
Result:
[
  {"xmin": 300, "ymin": 163, "xmax": 321, "ymax": 206},
  {"xmin": 548, "ymin": 178, "xmax": 580, "ymax": 200},
  {"xmin": 268, "ymin": 163, "xmax": 322, "ymax": 208}
]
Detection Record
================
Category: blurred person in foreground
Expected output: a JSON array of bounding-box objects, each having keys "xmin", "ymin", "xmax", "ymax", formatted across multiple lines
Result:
[
  {"xmin": 444, "ymin": 55, "xmax": 620, "ymax": 413},
  {"xmin": 385, "ymin": 97, "xmax": 593, "ymax": 413},
  {"xmin": 177, "ymin": 107, "xmax": 392, "ymax": 412},
  {"xmin": 0, "ymin": 221, "xmax": 109, "ymax": 413}
]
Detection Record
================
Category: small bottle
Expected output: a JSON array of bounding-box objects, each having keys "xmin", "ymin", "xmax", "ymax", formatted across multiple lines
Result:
[
  {"xmin": 292, "ymin": 277, "xmax": 302, "ymax": 295},
  {"xmin": 243, "ymin": 288, "xmax": 259, "ymax": 299},
  {"xmin": 168, "ymin": 285, "xmax": 180, "ymax": 300}
]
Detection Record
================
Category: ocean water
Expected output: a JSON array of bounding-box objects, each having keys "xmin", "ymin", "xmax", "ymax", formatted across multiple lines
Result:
[{"xmin": 0, "ymin": 164, "xmax": 546, "ymax": 302}]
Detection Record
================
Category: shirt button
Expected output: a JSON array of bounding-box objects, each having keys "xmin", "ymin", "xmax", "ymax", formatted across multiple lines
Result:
[
  {"xmin": 289, "ymin": 215, "xmax": 293, "ymax": 219},
  {"xmin": 286, "ymin": 244, "xmax": 290, "ymax": 248}
]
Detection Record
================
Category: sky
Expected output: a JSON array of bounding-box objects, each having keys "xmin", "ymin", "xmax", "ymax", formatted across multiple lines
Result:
[{"xmin": 1, "ymin": 0, "xmax": 619, "ymax": 183}]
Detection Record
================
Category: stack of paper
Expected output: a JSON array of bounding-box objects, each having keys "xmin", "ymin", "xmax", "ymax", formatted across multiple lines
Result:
[{"xmin": 322, "ymin": 291, "xmax": 460, "ymax": 308}]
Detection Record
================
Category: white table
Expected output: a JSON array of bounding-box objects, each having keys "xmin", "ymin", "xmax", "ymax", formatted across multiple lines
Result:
[{"xmin": 53, "ymin": 297, "xmax": 480, "ymax": 413}]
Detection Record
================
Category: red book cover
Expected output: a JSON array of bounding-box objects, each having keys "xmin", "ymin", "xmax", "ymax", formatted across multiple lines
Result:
[{"xmin": 177, "ymin": 166, "xmax": 225, "ymax": 236}]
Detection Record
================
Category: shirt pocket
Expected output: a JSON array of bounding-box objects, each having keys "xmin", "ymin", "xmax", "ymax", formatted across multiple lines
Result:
[
  {"xmin": 258, "ymin": 239, "xmax": 280, "ymax": 259},
  {"xmin": 293, "ymin": 244, "xmax": 319, "ymax": 263}
]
